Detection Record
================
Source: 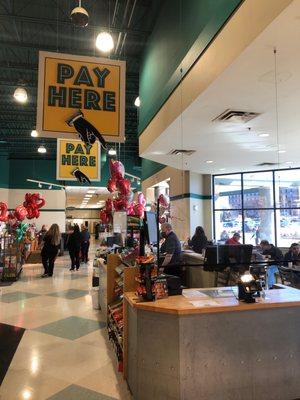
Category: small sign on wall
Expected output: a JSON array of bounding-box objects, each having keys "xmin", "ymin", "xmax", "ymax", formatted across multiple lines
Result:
[
  {"xmin": 37, "ymin": 51, "xmax": 126, "ymax": 142},
  {"xmin": 56, "ymin": 138, "xmax": 101, "ymax": 181}
]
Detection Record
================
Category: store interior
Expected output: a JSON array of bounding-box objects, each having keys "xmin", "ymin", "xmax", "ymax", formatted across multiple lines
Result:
[{"xmin": 1, "ymin": 1, "xmax": 300, "ymax": 399}]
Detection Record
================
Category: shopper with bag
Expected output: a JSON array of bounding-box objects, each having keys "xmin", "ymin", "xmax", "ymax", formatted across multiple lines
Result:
[
  {"xmin": 41, "ymin": 224, "xmax": 61, "ymax": 277},
  {"xmin": 68, "ymin": 224, "xmax": 81, "ymax": 271},
  {"xmin": 80, "ymin": 225, "xmax": 90, "ymax": 264}
]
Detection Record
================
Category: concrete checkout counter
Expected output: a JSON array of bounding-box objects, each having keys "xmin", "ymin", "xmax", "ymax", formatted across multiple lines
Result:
[
  {"xmin": 182, "ymin": 250, "xmax": 216, "ymax": 288},
  {"xmin": 124, "ymin": 285, "xmax": 300, "ymax": 400}
]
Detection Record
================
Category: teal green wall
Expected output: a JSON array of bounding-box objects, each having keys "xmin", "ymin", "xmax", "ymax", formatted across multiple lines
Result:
[
  {"xmin": 0, "ymin": 154, "xmax": 10, "ymax": 188},
  {"xmin": 142, "ymin": 158, "xmax": 166, "ymax": 181},
  {"xmin": 139, "ymin": 0, "xmax": 242, "ymax": 133},
  {"xmin": 1, "ymin": 156, "xmax": 140, "ymax": 189}
]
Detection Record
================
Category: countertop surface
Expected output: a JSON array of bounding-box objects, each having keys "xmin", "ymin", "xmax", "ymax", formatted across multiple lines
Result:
[{"xmin": 124, "ymin": 285, "xmax": 300, "ymax": 315}]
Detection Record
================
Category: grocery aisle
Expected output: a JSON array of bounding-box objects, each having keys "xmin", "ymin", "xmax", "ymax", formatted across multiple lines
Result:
[{"xmin": 0, "ymin": 241, "xmax": 132, "ymax": 400}]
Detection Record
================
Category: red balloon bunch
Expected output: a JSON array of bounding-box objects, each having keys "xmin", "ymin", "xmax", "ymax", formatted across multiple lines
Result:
[
  {"xmin": 23, "ymin": 193, "xmax": 46, "ymax": 220},
  {"xmin": 0, "ymin": 193, "xmax": 46, "ymax": 225},
  {"xmin": 100, "ymin": 159, "xmax": 146, "ymax": 223}
]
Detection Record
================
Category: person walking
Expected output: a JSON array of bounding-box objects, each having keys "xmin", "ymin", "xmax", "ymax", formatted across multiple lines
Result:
[
  {"xmin": 68, "ymin": 224, "xmax": 81, "ymax": 271},
  {"xmin": 80, "ymin": 225, "xmax": 90, "ymax": 264},
  {"xmin": 41, "ymin": 224, "xmax": 61, "ymax": 278}
]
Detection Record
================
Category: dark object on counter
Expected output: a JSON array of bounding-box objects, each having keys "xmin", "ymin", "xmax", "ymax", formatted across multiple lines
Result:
[{"xmin": 164, "ymin": 274, "xmax": 183, "ymax": 296}]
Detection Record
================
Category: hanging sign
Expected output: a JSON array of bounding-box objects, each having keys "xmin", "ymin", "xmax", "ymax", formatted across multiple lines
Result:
[
  {"xmin": 37, "ymin": 51, "xmax": 126, "ymax": 142},
  {"xmin": 56, "ymin": 138, "xmax": 101, "ymax": 181}
]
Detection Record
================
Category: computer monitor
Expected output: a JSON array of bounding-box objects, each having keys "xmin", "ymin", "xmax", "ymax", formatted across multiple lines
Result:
[
  {"xmin": 145, "ymin": 211, "xmax": 158, "ymax": 244},
  {"xmin": 204, "ymin": 245, "xmax": 253, "ymax": 272}
]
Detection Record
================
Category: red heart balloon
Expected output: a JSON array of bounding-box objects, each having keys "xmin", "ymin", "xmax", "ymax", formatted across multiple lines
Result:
[
  {"xmin": 107, "ymin": 178, "xmax": 117, "ymax": 193},
  {"xmin": 0, "ymin": 202, "xmax": 8, "ymax": 222},
  {"xmin": 158, "ymin": 194, "xmax": 169, "ymax": 208},
  {"xmin": 127, "ymin": 202, "xmax": 136, "ymax": 216},
  {"xmin": 105, "ymin": 198, "xmax": 114, "ymax": 213},
  {"xmin": 134, "ymin": 203, "xmax": 145, "ymax": 218},
  {"xmin": 100, "ymin": 209, "xmax": 110, "ymax": 224},
  {"xmin": 117, "ymin": 178, "xmax": 131, "ymax": 197},
  {"xmin": 14, "ymin": 205, "xmax": 28, "ymax": 221}
]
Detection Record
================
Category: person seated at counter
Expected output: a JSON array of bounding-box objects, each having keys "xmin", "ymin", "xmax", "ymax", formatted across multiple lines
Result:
[
  {"xmin": 187, "ymin": 226, "xmax": 208, "ymax": 254},
  {"xmin": 260, "ymin": 240, "xmax": 283, "ymax": 288},
  {"xmin": 160, "ymin": 222, "xmax": 182, "ymax": 278},
  {"xmin": 225, "ymin": 232, "xmax": 241, "ymax": 245},
  {"xmin": 283, "ymin": 243, "xmax": 300, "ymax": 285}
]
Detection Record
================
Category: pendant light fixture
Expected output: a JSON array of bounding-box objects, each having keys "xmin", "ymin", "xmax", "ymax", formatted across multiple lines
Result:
[
  {"xmin": 70, "ymin": 0, "xmax": 89, "ymax": 27},
  {"xmin": 13, "ymin": 87, "xmax": 28, "ymax": 103}
]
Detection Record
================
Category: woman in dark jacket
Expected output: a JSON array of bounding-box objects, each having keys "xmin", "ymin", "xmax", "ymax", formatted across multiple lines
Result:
[
  {"xmin": 68, "ymin": 224, "xmax": 81, "ymax": 271},
  {"xmin": 41, "ymin": 224, "xmax": 61, "ymax": 278},
  {"xmin": 188, "ymin": 226, "xmax": 208, "ymax": 254}
]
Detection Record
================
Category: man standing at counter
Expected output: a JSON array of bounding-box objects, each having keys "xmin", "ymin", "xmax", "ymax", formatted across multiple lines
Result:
[{"xmin": 160, "ymin": 223, "xmax": 182, "ymax": 277}]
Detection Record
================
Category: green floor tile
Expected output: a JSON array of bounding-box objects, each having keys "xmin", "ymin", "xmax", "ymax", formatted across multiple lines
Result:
[
  {"xmin": 0, "ymin": 291, "xmax": 40, "ymax": 303},
  {"xmin": 47, "ymin": 384, "xmax": 117, "ymax": 400},
  {"xmin": 34, "ymin": 316, "xmax": 106, "ymax": 340},
  {"xmin": 46, "ymin": 289, "xmax": 89, "ymax": 299}
]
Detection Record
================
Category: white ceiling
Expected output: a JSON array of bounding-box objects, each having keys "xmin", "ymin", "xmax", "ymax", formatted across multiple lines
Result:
[
  {"xmin": 141, "ymin": 0, "xmax": 300, "ymax": 175},
  {"xmin": 66, "ymin": 186, "xmax": 110, "ymax": 209}
]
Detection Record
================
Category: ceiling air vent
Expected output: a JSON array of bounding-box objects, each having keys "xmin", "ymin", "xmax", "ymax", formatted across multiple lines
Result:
[
  {"xmin": 213, "ymin": 109, "xmax": 260, "ymax": 123},
  {"xmin": 168, "ymin": 149, "xmax": 196, "ymax": 156},
  {"xmin": 256, "ymin": 162, "xmax": 277, "ymax": 167}
]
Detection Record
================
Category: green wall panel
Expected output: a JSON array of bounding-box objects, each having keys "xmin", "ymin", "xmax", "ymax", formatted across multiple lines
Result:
[
  {"xmin": 0, "ymin": 154, "xmax": 10, "ymax": 188},
  {"xmin": 139, "ymin": 0, "xmax": 242, "ymax": 133},
  {"xmin": 142, "ymin": 158, "xmax": 166, "ymax": 181}
]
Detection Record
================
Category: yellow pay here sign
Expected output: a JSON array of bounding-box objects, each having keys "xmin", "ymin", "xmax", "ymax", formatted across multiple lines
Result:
[
  {"xmin": 56, "ymin": 139, "xmax": 101, "ymax": 181},
  {"xmin": 37, "ymin": 51, "xmax": 126, "ymax": 142}
]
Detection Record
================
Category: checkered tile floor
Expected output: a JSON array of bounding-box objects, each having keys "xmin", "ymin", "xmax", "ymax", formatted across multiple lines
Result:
[{"xmin": 0, "ymin": 242, "xmax": 132, "ymax": 400}]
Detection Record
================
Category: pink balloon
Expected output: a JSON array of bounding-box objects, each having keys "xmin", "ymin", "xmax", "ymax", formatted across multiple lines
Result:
[
  {"xmin": 127, "ymin": 202, "xmax": 136, "ymax": 216},
  {"xmin": 138, "ymin": 193, "xmax": 146, "ymax": 207},
  {"xmin": 109, "ymin": 159, "xmax": 125, "ymax": 180}
]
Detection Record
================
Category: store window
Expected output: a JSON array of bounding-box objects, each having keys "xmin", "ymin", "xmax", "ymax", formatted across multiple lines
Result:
[{"xmin": 213, "ymin": 169, "xmax": 300, "ymax": 247}]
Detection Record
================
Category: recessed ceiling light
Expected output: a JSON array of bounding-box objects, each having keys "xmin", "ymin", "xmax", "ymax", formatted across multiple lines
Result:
[
  {"xmin": 31, "ymin": 129, "xmax": 38, "ymax": 137},
  {"xmin": 84, "ymin": 194, "xmax": 93, "ymax": 198},
  {"xmin": 87, "ymin": 190, "xmax": 96, "ymax": 194},
  {"xmin": 286, "ymin": 161, "xmax": 293, "ymax": 164},
  {"xmin": 205, "ymin": 160, "xmax": 213, "ymax": 164},
  {"xmin": 278, "ymin": 150, "xmax": 286, "ymax": 154},
  {"xmin": 259, "ymin": 133, "xmax": 269, "ymax": 137},
  {"xmin": 219, "ymin": 168, "xmax": 226, "ymax": 171}
]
